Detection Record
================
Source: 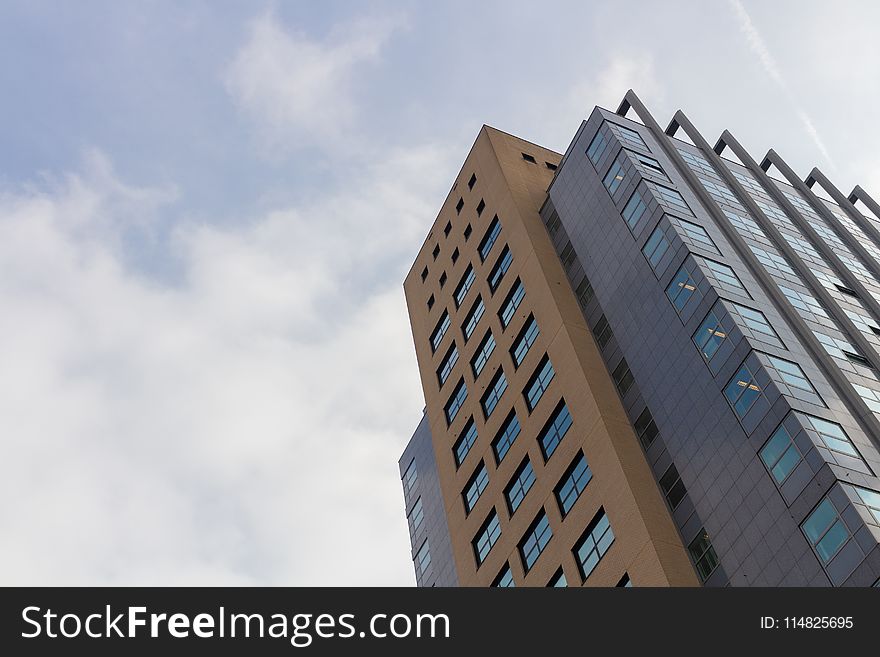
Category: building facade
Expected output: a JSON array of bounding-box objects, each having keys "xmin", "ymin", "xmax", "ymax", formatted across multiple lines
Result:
[{"xmin": 399, "ymin": 94, "xmax": 880, "ymax": 587}]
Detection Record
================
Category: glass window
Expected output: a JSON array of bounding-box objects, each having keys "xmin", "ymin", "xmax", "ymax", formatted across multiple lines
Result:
[
  {"xmin": 574, "ymin": 509, "xmax": 615, "ymax": 580},
  {"xmin": 587, "ymin": 129, "xmax": 609, "ymax": 165},
  {"xmin": 473, "ymin": 510, "xmax": 502, "ymax": 566},
  {"xmin": 525, "ymin": 355, "xmax": 555, "ymax": 411},
  {"xmin": 634, "ymin": 408, "xmax": 659, "ymax": 448},
  {"xmin": 666, "ymin": 265, "xmax": 699, "ymax": 311},
  {"xmin": 603, "ymin": 161, "xmax": 626, "ymax": 195},
  {"xmin": 505, "ymin": 458, "xmax": 536, "ymax": 514},
  {"xmin": 437, "ymin": 343, "xmax": 459, "ymax": 386},
  {"xmin": 648, "ymin": 182, "xmax": 692, "ymax": 215},
  {"xmin": 854, "ymin": 486, "xmax": 880, "ymax": 524},
  {"xmin": 471, "ymin": 331, "xmax": 496, "ymax": 377},
  {"xmin": 492, "ymin": 411, "xmax": 521, "ymax": 463},
  {"xmin": 729, "ymin": 302, "xmax": 783, "ymax": 347},
  {"xmin": 402, "ymin": 459, "xmax": 417, "ymax": 493},
  {"xmin": 802, "ymin": 498, "xmax": 850, "ymax": 563},
  {"xmin": 511, "ymin": 315, "xmax": 540, "ymax": 368},
  {"xmin": 688, "ymin": 528, "xmax": 719, "ymax": 581},
  {"xmin": 693, "ymin": 307, "xmax": 728, "ymax": 362},
  {"xmin": 548, "ymin": 569, "xmax": 568, "ymax": 587},
  {"xmin": 614, "ymin": 123, "xmax": 648, "ymax": 150},
  {"xmin": 462, "ymin": 296, "xmax": 485, "ymax": 342},
  {"xmin": 408, "ymin": 497, "xmax": 425, "ymax": 534},
  {"xmin": 633, "ymin": 152, "xmax": 669, "ymax": 181},
  {"xmin": 554, "ymin": 451, "xmax": 593, "ymax": 516},
  {"xmin": 453, "ymin": 418, "xmax": 478, "ymax": 467},
  {"xmin": 622, "ymin": 189, "xmax": 648, "ymax": 230},
  {"xmin": 463, "ymin": 462, "xmax": 490, "ymax": 514},
  {"xmin": 724, "ymin": 361, "xmax": 763, "ymax": 419},
  {"xmin": 415, "ymin": 540, "xmax": 431, "ymax": 576},
  {"xmin": 612, "ymin": 358, "xmax": 634, "ymax": 395},
  {"xmin": 796, "ymin": 413, "xmax": 860, "ymax": 458},
  {"xmin": 642, "ymin": 224, "xmax": 670, "ymax": 271},
  {"xmin": 760, "ymin": 421, "xmax": 802, "ymax": 484},
  {"xmin": 519, "ymin": 510, "xmax": 553, "ymax": 572},
  {"xmin": 700, "ymin": 258, "xmax": 748, "ymax": 296},
  {"xmin": 478, "ymin": 217, "xmax": 502, "ymax": 261},
  {"xmin": 499, "ymin": 279, "xmax": 525, "ymax": 328},
  {"xmin": 481, "ymin": 369, "xmax": 508, "ymax": 419},
  {"xmin": 575, "ymin": 276, "xmax": 594, "ymax": 308},
  {"xmin": 617, "ymin": 573, "xmax": 632, "ymax": 587},
  {"xmin": 766, "ymin": 355, "xmax": 822, "ymax": 401},
  {"xmin": 454, "ymin": 265, "xmax": 476, "ymax": 308},
  {"xmin": 492, "ymin": 563, "xmax": 515, "ymax": 587},
  {"xmin": 593, "ymin": 314, "xmax": 613, "ymax": 349},
  {"xmin": 539, "ymin": 402, "xmax": 573, "ymax": 460},
  {"xmin": 659, "ymin": 463, "xmax": 686, "ymax": 509},
  {"xmin": 674, "ymin": 218, "xmax": 720, "ymax": 255},
  {"xmin": 445, "ymin": 378, "xmax": 468, "ymax": 425},
  {"xmin": 488, "ymin": 246, "xmax": 513, "ymax": 293},
  {"xmin": 430, "ymin": 310, "xmax": 450, "ymax": 353}
]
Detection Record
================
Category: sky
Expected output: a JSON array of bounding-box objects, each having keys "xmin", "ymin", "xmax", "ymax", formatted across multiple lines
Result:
[{"xmin": 0, "ymin": 0, "xmax": 877, "ymax": 585}]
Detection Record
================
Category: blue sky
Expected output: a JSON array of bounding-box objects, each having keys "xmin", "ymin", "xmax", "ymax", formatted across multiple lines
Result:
[{"xmin": 0, "ymin": 1, "xmax": 877, "ymax": 585}]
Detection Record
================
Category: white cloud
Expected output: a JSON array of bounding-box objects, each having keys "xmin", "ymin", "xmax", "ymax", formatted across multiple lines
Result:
[
  {"xmin": 0, "ymin": 141, "xmax": 456, "ymax": 585},
  {"xmin": 728, "ymin": 0, "xmax": 835, "ymax": 169},
  {"xmin": 224, "ymin": 10, "xmax": 403, "ymax": 150}
]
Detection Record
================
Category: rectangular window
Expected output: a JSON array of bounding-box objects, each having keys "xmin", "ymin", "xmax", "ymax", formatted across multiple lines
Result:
[
  {"xmin": 575, "ymin": 276, "xmax": 594, "ymax": 308},
  {"xmin": 488, "ymin": 246, "xmax": 513, "ymax": 292},
  {"xmin": 802, "ymin": 498, "xmax": 850, "ymax": 563},
  {"xmin": 478, "ymin": 216, "xmax": 502, "ymax": 261},
  {"xmin": 492, "ymin": 411, "xmax": 521, "ymax": 463},
  {"xmin": 524, "ymin": 355, "xmax": 555, "ymax": 411},
  {"xmin": 593, "ymin": 314, "xmax": 613, "ymax": 349},
  {"xmin": 729, "ymin": 302, "xmax": 783, "ymax": 347},
  {"xmin": 854, "ymin": 487, "xmax": 880, "ymax": 524},
  {"xmin": 554, "ymin": 451, "xmax": 593, "ymax": 516},
  {"xmin": 633, "ymin": 152, "xmax": 669, "ymax": 181},
  {"xmin": 477, "ymin": 199, "xmax": 485, "ymax": 216},
  {"xmin": 642, "ymin": 224, "xmax": 670, "ymax": 271},
  {"xmin": 473, "ymin": 510, "xmax": 502, "ymax": 566},
  {"xmin": 666, "ymin": 264, "xmax": 700, "ymax": 312},
  {"xmin": 402, "ymin": 459, "xmax": 417, "ymax": 493},
  {"xmin": 470, "ymin": 331, "xmax": 496, "ymax": 377},
  {"xmin": 765, "ymin": 354, "xmax": 823, "ymax": 405},
  {"xmin": 415, "ymin": 540, "xmax": 431, "ymax": 577},
  {"xmin": 453, "ymin": 418, "xmax": 478, "ymax": 467},
  {"xmin": 462, "ymin": 296, "xmax": 485, "ymax": 342},
  {"xmin": 499, "ymin": 279, "xmax": 525, "ymax": 328},
  {"xmin": 548, "ymin": 569, "xmax": 568, "ymax": 587},
  {"xmin": 634, "ymin": 408, "xmax": 659, "ymax": 448},
  {"xmin": 724, "ymin": 362, "xmax": 763, "ymax": 419},
  {"xmin": 617, "ymin": 573, "xmax": 632, "ymax": 587},
  {"xmin": 437, "ymin": 343, "xmax": 459, "ymax": 386},
  {"xmin": 693, "ymin": 307, "xmax": 728, "ymax": 362},
  {"xmin": 675, "ymin": 218, "xmax": 720, "ymax": 255},
  {"xmin": 519, "ymin": 510, "xmax": 553, "ymax": 572},
  {"xmin": 463, "ymin": 462, "xmax": 490, "ymax": 514},
  {"xmin": 574, "ymin": 508, "xmax": 615, "ymax": 580},
  {"xmin": 445, "ymin": 378, "xmax": 468, "ymax": 425},
  {"xmin": 454, "ymin": 265, "xmax": 475, "ymax": 308},
  {"xmin": 700, "ymin": 258, "xmax": 748, "ymax": 296},
  {"xmin": 622, "ymin": 189, "xmax": 648, "ymax": 230},
  {"xmin": 481, "ymin": 369, "xmax": 508, "ymax": 419},
  {"xmin": 688, "ymin": 528, "xmax": 719, "ymax": 581},
  {"xmin": 796, "ymin": 413, "xmax": 861, "ymax": 458},
  {"xmin": 586, "ymin": 130, "xmax": 609, "ymax": 165},
  {"xmin": 659, "ymin": 463, "xmax": 686, "ymax": 509},
  {"xmin": 492, "ymin": 564, "xmax": 515, "ymax": 587},
  {"xmin": 649, "ymin": 182, "xmax": 691, "ymax": 215},
  {"xmin": 430, "ymin": 311, "xmax": 450, "ymax": 353},
  {"xmin": 408, "ymin": 497, "xmax": 424, "ymax": 534},
  {"xmin": 614, "ymin": 123, "xmax": 648, "ymax": 150},
  {"xmin": 539, "ymin": 401, "xmax": 573, "ymax": 460},
  {"xmin": 760, "ymin": 421, "xmax": 802, "ymax": 484},
  {"xmin": 468, "ymin": 173, "xmax": 476, "ymax": 190},
  {"xmin": 603, "ymin": 161, "xmax": 626, "ymax": 195},
  {"xmin": 511, "ymin": 315, "xmax": 540, "ymax": 368},
  {"xmin": 505, "ymin": 458, "xmax": 536, "ymax": 514},
  {"xmin": 612, "ymin": 358, "xmax": 634, "ymax": 396}
]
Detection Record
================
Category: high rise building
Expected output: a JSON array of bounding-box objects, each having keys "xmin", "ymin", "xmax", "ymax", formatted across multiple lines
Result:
[{"xmin": 399, "ymin": 92, "xmax": 880, "ymax": 587}]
